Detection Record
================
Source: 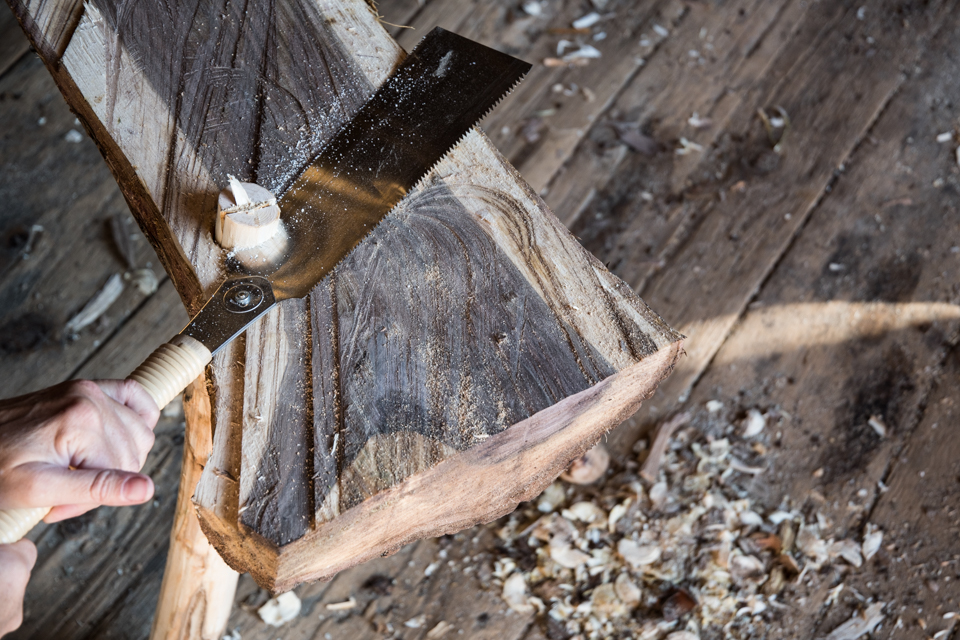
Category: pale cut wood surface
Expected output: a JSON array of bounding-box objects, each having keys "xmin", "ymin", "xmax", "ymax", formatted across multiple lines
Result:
[{"xmin": 150, "ymin": 378, "xmax": 238, "ymax": 640}]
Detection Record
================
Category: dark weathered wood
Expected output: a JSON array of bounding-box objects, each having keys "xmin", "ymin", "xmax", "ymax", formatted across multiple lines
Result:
[
  {"xmin": 393, "ymin": 0, "xmax": 687, "ymax": 194},
  {"xmin": 833, "ymin": 352, "xmax": 960, "ymax": 640},
  {"xmin": 0, "ymin": 50, "xmax": 174, "ymax": 399},
  {"xmin": 7, "ymin": 0, "xmax": 960, "ymax": 638},
  {"xmin": 680, "ymin": 13, "xmax": 960, "ymax": 636},
  {"xmin": 9, "ymin": 0, "xmax": 681, "ymax": 595},
  {"xmin": 0, "ymin": 4, "xmax": 30, "ymax": 77},
  {"xmin": 549, "ymin": 0, "xmax": 952, "ymax": 452}
]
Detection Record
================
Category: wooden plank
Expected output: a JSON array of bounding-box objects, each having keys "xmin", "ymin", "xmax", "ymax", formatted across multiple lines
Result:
[
  {"xmin": 222, "ymin": 533, "xmax": 534, "ymax": 640},
  {"xmin": 830, "ymin": 351, "xmax": 960, "ymax": 639},
  {"xmin": 201, "ymin": 340, "xmax": 679, "ymax": 591},
  {"xmin": 72, "ymin": 281, "xmax": 188, "ymax": 380},
  {"xmin": 6, "ymin": 0, "xmax": 82, "ymax": 63},
  {"xmin": 0, "ymin": 4, "xmax": 30, "ymax": 78},
  {"xmin": 679, "ymin": 11, "xmax": 960, "ymax": 636},
  {"xmin": 238, "ymin": 299, "xmax": 314, "ymax": 545},
  {"xmin": 550, "ymin": 0, "xmax": 952, "ymax": 452},
  {"xmin": 391, "ymin": 0, "xmax": 687, "ymax": 195},
  {"xmin": 0, "ymin": 51, "xmax": 170, "ymax": 398},
  {"xmin": 8, "ymin": 0, "xmax": 681, "ymax": 589},
  {"xmin": 150, "ymin": 379, "xmax": 238, "ymax": 640}
]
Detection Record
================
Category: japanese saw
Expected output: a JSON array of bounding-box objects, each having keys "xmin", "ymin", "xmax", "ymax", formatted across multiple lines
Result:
[{"xmin": 0, "ymin": 27, "xmax": 531, "ymax": 543}]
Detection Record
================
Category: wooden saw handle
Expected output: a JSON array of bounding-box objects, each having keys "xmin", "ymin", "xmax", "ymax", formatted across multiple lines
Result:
[{"xmin": 0, "ymin": 335, "xmax": 211, "ymax": 545}]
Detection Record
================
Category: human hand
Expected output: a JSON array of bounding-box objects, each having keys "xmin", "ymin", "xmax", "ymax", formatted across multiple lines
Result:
[
  {"xmin": 0, "ymin": 379, "xmax": 160, "ymax": 522},
  {"xmin": 0, "ymin": 540, "xmax": 36, "ymax": 636}
]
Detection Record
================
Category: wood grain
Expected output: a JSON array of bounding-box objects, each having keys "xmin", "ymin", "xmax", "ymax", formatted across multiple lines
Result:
[
  {"xmin": 679, "ymin": 15, "xmax": 960, "ymax": 635},
  {"xmin": 199, "ymin": 340, "xmax": 681, "ymax": 592},
  {"xmin": 151, "ymin": 378, "xmax": 238, "ymax": 640},
  {"xmin": 393, "ymin": 0, "xmax": 687, "ymax": 194},
  {"xmin": 549, "ymin": 0, "xmax": 950, "ymax": 451},
  {"xmin": 0, "ymin": 51, "xmax": 171, "ymax": 398},
  {"xmin": 0, "ymin": 4, "xmax": 29, "ymax": 76},
  {"xmin": 10, "ymin": 0, "xmax": 681, "ymax": 594}
]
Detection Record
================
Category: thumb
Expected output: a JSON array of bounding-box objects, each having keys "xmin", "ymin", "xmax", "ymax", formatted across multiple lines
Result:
[{"xmin": 5, "ymin": 465, "xmax": 154, "ymax": 511}]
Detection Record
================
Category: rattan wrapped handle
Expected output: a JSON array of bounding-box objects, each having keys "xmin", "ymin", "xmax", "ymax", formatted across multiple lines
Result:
[
  {"xmin": 0, "ymin": 335, "xmax": 211, "ymax": 544},
  {"xmin": 128, "ymin": 335, "xmax": 211, "ymax": 410}
]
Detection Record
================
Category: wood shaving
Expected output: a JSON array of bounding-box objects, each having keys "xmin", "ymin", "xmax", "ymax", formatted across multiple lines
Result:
[
  {"xmin": 742, "ymin": 409, "xmax": 766, "ymax": 437},
  {"xmin": 109, "ymin": 214, "xmax": 138, "ymax": 269},
  {"xmin": 257, "ymin": 591, "xmax": 301, "ymax": 626},
  {"xmin": 641, "ymin": 412, "xmax": 691, "ymax": 481},
  {"xmin": 502, "ymin": 573, "xmax": 537, "ymax": 613},
  {"xmin": 426, "ymin": 621, "xmax": 452, "ymax": 638},
  {"xmin": 561, "ymin": 444, "xmax": 610, "ymax": 484},
  {"xmin": 325, "ymin": 597, "xmax": 357, "ymax": 611},
  {"xmin": 64, "ymin": 273, "xmax": 123, "ymax": 336},
  {"xmin": 824, "ymin": 602, "xmax": 885, "ymax": 640},
  {"xmin": 125, "ymin": 268, "xmax": 158, "ymax": 295},
  {"xmin": 572, "ymin": 13, "xmax": 602, "ymax": 29},
  {"xmin": 861, "ymin": 525, "xmax": 883, "ymax": 561},
  {"xmin": 488, "ymin": 409, "xmax": 890, "ymax": 639}
]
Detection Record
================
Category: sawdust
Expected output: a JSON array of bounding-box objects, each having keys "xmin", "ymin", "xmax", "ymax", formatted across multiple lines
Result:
[{"xmin": 482, "ymin": 406, "xmax": 888, "ymax": 640}]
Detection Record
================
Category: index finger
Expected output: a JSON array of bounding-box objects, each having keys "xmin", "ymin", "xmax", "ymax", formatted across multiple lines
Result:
[{"xmin": 94, "ymin": 379, "xmax": 161, "ymax": 429}]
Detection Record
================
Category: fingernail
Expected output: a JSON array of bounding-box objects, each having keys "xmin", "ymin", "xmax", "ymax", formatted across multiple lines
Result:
[{"xmin": 121, "ymin": 476, "xmax": 151, "ymax": 502}]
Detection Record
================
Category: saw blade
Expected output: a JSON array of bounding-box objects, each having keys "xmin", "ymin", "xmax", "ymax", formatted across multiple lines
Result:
[
  {"xmin": 183, "ymin": 27, "xmax": 531, "ymax": 353},
  {"xmin": 260, "ymin": 26, "xmax": 530, "ymax": 300}
]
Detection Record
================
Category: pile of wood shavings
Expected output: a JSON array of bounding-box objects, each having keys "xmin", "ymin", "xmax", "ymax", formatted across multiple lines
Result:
[{"xmin": 487, "ymin": 419, "xmax": 885, "ymax": 640}]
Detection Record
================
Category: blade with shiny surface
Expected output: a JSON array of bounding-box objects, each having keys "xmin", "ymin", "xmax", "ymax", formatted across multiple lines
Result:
[{"xmin": 182, "ymin": 27, "xmax": 531, "ymax": 353}]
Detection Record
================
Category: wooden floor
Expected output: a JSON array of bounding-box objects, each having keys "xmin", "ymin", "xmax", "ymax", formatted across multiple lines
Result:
[{"xmin": 2, "ymin": 0, "xmax": 959, "ymax": 638}]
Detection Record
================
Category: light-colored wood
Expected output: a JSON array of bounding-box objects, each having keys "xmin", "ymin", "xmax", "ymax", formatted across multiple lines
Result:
[
  {"xmin": 214, "ymin": 179, "xmax": 282, "ymax": 252},
  {"xmin": 0, "ymin": 507, "xmax": 49, "ymax": 544},
  {"xmin": 151, "ymin": 378, "xmax": 238, "ymax": 640}
]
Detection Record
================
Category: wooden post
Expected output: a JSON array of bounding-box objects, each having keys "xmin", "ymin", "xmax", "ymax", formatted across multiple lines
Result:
[{"xmin": 150, "ymin": 378, "xmax": 238, "ymax": 640}]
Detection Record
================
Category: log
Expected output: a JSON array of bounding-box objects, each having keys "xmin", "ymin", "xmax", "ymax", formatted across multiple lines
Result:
[
  {"xmin": 150, "ymin": 378, "xmax": 238, "ymax": 640},
  {"xmin": 7, "ymin": 0, "xmax": 682, "ymax": 601}
]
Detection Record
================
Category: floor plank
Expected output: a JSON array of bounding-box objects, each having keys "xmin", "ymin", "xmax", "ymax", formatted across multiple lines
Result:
[
  {"xmin": 0, "ymin": 4, "xmax": 30, "ymax": 78},
  {"xmin": 223, "ymin": 531, "xmax": 534, "ymax": 640},
  {"xmin": 392, "ymin": 0, "xmax": 687, "ymax": 195},
  {"xmin": 0, "ymin": 51, "xmax": 172, "ymax": 399},
  {"xmin": 837, "ymin": 348, "xmax": 960, "ymax": 639},
  {"xmin": 678, "ymin": 11, "xmax": 960, "ymax": 637},
  {"xmin": 561, "ymin": 0, "xmax": 952, "ymax": 452},
  {"xmin": 4, "ymin": 1, "xmax": 960, "ymax": 638}
]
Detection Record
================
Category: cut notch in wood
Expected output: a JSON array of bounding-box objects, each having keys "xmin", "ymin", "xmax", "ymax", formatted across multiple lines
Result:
[{"xmin": 215, "ymin": 177, "xmax": 283, "ymax": 251}]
